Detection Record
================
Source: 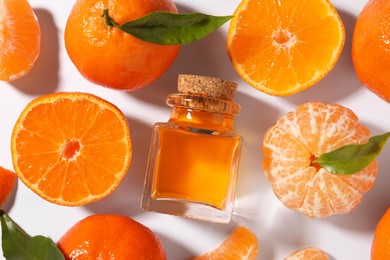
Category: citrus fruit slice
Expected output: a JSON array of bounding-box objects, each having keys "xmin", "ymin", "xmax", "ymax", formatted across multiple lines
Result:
[
  {"xmin": 227, "ymin": 0, "xmax": 345, "ymax": 96},
  {"xmin": 0, "ymin": 166, "xmax": 17, "ymax": 206},
  {"xmin": 64, "ymin": 0, "xmax": 179, "ymax": 91},
  {"xmin": 0, "ymin": 0, "xmax": 40, "ymax": 81},
  {"xmin": 57, "ymin": 214, "xmax": 166, "ymax": 259},
  {"xmin": 192, "ymin": 226, "xmax": 258, "ymax": 260},
  {"xmin": 285, "ymin": 247, "xmax": 328, "ymax": 260},
  {"xmin": 352, "ymin": 0, "xmax": 390, "ymax": 102},
  {"xmin": 263, "ymin": 102, "xmax": 378, "ymax": 218},
  {"xmin": 11, "ymin": 92, "xmax": 132, "ymax": 206},
  {"xmin": 371, "ymin": 207, "xmax": 390, "ymax": 260}
]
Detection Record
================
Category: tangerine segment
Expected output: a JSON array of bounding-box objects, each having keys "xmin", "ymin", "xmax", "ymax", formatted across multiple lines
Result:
[
  {"xmin": 0, "ymin": 0, "xmax": 40, "ymax": 81},
  {"xmin": 285, "ymin": 247, "xmax": 328, "ymax": 260},
  {"xmin": 263, "ymin": 102, "xmax": 377, "ymax": 218},
  {"xmin": 227, "ymin": 0, "xmax": 345, "ymax": 96},
  {"xmin": 0, "ymin": 166, "xmax": 17, "ymax": 206},
  {"xmin": 192, "ymin": 226, "xmax": 258, "ymax": 260},
  {"xmin": 11, "ymin": 92, "xmax": 132, "ymax": 206}
]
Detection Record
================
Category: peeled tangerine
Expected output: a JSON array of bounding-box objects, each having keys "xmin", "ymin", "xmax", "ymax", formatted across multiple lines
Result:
[
  {"xmin": 285, "ymin": 247, "xmax": 328, "ymax": 260},
  {"xmin": 262, "ymin": 102, "xmax": 377, "ymax": 218}
]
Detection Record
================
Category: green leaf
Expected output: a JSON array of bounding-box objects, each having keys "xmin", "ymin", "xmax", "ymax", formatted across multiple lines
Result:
[
  {"xmin": 102, "ymin": 9, "xmax": 232, "ymax": 45},
  {"xmin": 0, "ymin": 210, "xmax": 65, "ymax": 260},
  {"xmin": 315, "ymin": 132, "xmax": 390, "ymax": 175}
]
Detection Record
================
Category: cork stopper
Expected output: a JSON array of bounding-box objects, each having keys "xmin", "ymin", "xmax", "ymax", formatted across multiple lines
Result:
[{"xmin": 177, "ymin": 74, "xmax": 238, "ymax": 101}]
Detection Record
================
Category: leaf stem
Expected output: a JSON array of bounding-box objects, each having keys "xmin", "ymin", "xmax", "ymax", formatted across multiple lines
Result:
[{"xmin": 102, "ymin": 8, "xmax": 118, "ymax": 29}]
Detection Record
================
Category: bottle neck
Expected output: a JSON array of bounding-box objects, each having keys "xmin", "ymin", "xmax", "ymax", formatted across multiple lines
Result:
[
  {"xmin": 166, "ymin": 94, "xmax": 240, "ymax": 132},
  {"xmin": 169, "ymin": 107, "xmax": 234, "ymax": 132}
]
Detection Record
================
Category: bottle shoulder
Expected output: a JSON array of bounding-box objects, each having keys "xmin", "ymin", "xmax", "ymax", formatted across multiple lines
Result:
[{"xmin": 153, "ymin": 122, "xmax": 242, "ymax": 140}]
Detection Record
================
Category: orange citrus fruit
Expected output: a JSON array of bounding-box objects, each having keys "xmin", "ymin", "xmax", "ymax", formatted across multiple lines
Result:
[
  {"xmin": 64, "ymin": 0, "xmax": 180, "ymax": 91},
  {"xmin": 352, "ymin": 0, "xmax": 390, "ymax": 102},
  {"xmin": 263, "ymin": 102, "xmax": 378, "ymax": 218},
  {"xmin": 0, "ymin": 0, "xmax": 40, "ymax": 82},
  {"xmin": 285, "ymin": 247, "xmax": 328, "ymax": 260},
  {"xmin": 192, "ymin": 226, "xmax": 258, "ymax": 260},
  {"xmin": 227, "ymin": 0, "xmax": 345, "ymax": 96},
  {"xmin": 0, "ymin": 166, "xmax": 17, "ymax": 206},
  {"xmin": 57, "ymin": 214, "xmax": 166, "ymax": 259},
  {"xmin": 371, "ymin": 207, "xmax": 390, "ymax": 259},
  {"xmin": 11, "ymin": 92, "xmax": 132, "ymax": 206}
]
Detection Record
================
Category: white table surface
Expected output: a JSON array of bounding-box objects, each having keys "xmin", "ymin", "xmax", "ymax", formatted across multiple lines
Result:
[{"xmin": 1, "ymin": 0, "xmax": 389, "ymax": 259}]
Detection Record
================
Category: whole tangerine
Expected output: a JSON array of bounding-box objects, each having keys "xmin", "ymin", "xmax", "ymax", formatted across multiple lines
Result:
[
  {"xmin": 352, "ymin": 0, "xmax": 390, "ymax": 102},
  {"xmin": 57, "ymin": 214, "xmax": 166, "ymax": 259},
  {"xmin": 371, "ymin": 207, "xmax": 390, "ymax": 260},
  {"xmin": 64, "ymin": 0, "xmax": 180, "ymax": 91},
  {"xmin": 0, "ymin": 166, "xmax": 17, "ymax": 206}
]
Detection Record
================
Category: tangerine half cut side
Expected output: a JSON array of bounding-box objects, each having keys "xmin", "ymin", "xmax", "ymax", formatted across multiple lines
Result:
[
  {"xmin": 227, "ymin": 0, "xmax": 345, "ymax": 96},
  {"xmin": 11, "ymin": 92, "xmax": 132, "ymax": 206}
]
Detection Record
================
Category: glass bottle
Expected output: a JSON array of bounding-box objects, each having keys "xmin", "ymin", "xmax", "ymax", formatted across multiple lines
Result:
[{"xmin": 142, "ymin": 74, "xmax": 242, "ymax": 223}]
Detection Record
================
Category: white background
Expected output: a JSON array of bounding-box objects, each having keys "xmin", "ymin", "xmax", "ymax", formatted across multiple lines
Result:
[{"xmin": 1, "ymin": 0, "xmax": 389, "ymax": 259}]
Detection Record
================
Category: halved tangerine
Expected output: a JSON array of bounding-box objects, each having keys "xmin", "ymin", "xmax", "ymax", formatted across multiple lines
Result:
[
  {"xmin": 227, "ymin": 0, "xmax": 345, "ymax": 95},
  {"xmin": 11, "ymin": 92, "xmax": 132, "ymax": 206}
]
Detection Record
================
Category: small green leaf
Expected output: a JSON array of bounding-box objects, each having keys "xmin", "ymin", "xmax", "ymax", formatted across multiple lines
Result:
[
  {"xmin": 0, "ymin": 210, "xmax": 65, "ymax": 260},
  {"xmin": 315, "ymin": 132, "xmax": 390, "ymax": 175},
  {"xmin": 102, "ymin": 9, "xmax": 232, "ymax": 45}
]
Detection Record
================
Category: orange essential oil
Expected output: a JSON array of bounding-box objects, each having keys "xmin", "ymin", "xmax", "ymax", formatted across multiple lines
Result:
[{"xmin": 142, "ymin": 74, "xmax": 242, "ymax": 223}]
